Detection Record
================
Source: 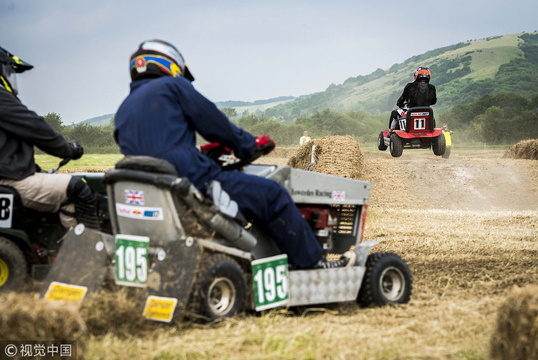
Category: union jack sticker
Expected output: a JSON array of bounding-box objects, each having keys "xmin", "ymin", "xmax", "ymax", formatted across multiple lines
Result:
[
  {"xmin": 125, "ymin": 189, "xmax": 145, "ymax": 205},
  {"xmin": 332, "ymin": 191, "xmax": 346, "ymax": 201}
]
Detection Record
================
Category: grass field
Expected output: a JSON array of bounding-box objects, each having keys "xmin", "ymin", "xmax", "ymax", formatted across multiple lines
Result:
[
  {"xmin": 35, "ymin": 153, "xmax": 122, "ymax": 173},
  {"xmin": 80, "ymin": 208, "xmax": 536, "ymax": 360},
  {"xmin": 20, "ymin": 150, "xmax": 538, "ymax": 359}
]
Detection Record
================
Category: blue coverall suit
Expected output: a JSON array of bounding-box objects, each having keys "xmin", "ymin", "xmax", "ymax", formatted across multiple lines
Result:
[{"xmin": 114, "ymin": 76, "xmax": 322, "ymax": 269}]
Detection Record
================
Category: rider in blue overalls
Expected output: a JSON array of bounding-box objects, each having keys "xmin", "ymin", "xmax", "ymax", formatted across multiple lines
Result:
[{"xmin": 114, "ymin": 40, "xmax": 354, "ymax": 270}]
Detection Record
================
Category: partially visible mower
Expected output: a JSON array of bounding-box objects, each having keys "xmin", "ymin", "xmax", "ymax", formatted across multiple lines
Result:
[
  {"xmin": 41, "ymin": 152, "xmax": 412, "ymax": 322},
  {"xmin": 378, "ymin": 106, "xmax": 445, "ymax": 157},
  {"xmin": 0, "ymin": 160, "xmax": 110, "ymax": 292}
]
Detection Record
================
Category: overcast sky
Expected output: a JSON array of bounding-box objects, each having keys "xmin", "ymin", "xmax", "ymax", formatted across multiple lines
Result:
[{"xmin": 2, "ymin": 0, "xmax": 537, "ymax": 124}]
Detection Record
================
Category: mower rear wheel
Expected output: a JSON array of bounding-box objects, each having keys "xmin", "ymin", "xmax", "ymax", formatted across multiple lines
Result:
[
  {"xmin": 0, "ymin": 237, "xmax": 28, "ymax": 292},
  {"xmin": 378, "ymin": 132, "xmax": 387, "ymax": 151},
  {"xmin": 357, "ymin": 251, "xmax": 412, "ymax": 307},
  {"xmin": 432, "ymin": 133, "xmax": 446, "ymax": 156},
  {"xmin": 390, "ymin": 133, "xmax": 403, "ymax": 157},
  {"xmin": 190, "ymin": 253, "xmax": 247, "ymax": 321}
]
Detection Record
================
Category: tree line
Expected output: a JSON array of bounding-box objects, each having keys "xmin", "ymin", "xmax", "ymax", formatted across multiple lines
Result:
[
  {"xmin": 232, "ymin": 91, "xmax": 538, "ymax": 147},
  {"xmin": 437, "ymin": 92, "xmax": 538, "ymax": 143},
  {"xmin": 41, "ymin": 90, "xmax": 538, "ymax": 154},
  {"xmin": 42, "ymin": 113, "xmax": 118, "ymax": 154}
]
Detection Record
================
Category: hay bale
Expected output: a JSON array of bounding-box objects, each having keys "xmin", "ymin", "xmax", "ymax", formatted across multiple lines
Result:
[
  {"xmin": 490, "ymin": 285, "xmax": 538, "ymax": 360},
  {"xmin": 287, "ymin": 135, "xmax": 365, "ymax": 179},
  {"xmin": 0, "ymin": 292, "xmax": 86, "ymax": 341},
  {"xmin": 503, "ymin": 139, "xmax": 538, "ymax": 160},
  {"xmin": 79, "ymin": 288, "xmax": 158, "ymax": 337}
]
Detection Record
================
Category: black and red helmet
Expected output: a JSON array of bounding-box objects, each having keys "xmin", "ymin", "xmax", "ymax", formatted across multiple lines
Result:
[
  {"xmin": 129, "ymin": 40, "xmax": 194, "ymax": 82},
  {"xmin": 414, "ymin": 67, "xmax": 431, "ymax": 83},
  {"xmin": 0, "ymin": 46, "xmax": 33, "ymax": 95}
]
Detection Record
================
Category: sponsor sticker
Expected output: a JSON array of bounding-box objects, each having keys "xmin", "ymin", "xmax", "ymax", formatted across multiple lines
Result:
[
  {"xmin": 143, "ymin": 296, "xmax": 178, "ymax": 322},
  {"xmin": 410, "ymin": 112, "xmax": 429, "ymax": 116},
  {"xmin": 44, "ymin": 282, "xmax": 88, "ymax": 304},
  {"xmin": 115, "ymin": 203, "xmax": 164, "ymax": 220}
]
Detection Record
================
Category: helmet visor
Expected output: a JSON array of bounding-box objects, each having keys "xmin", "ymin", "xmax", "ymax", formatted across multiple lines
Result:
[{"xmin": 1, "ymin": 64, "xmax": 17, "ymax": 94}]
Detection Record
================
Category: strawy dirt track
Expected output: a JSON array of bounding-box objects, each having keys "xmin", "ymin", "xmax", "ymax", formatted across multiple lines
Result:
[
  {"xmin": 252, "ymin": 145, "xmax": 538, "ymax": 359},
  {"xmin": 362, "ymin": 150, "xmax": 538, "ymax": 211},
  {"xmin": 2, "ymin": 145, "xmax": 536, "ymax": 359}
]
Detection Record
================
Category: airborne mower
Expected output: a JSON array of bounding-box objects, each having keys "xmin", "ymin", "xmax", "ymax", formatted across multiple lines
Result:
[
  {"xmin": 41, "ymin": 152, "xmax": 412, "ymax": 322},
  {"xmin": 378, "ymin": 106, "xmax": 446, "ymax": 157}
]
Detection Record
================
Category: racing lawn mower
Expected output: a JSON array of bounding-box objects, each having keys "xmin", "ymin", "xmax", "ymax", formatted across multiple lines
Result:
[
  {"xmin": 40, "ymin": 152, "xmax": 412, "ymax": 322},
  {"xmin": 0, "ymin": 159, "xmax": 111, "ymax": 292},
  {"xmin": 378, "ymin": 106, "xmax": 445, "ymax": 157}
]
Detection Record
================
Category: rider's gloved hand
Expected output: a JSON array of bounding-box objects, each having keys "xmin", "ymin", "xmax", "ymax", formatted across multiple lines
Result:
[
  {"xmin": 69, "ymin": 140, "xmax": 84, "ymax": 160},
  {"xmin": 201, "ymin": 142, "xmax": 232, "ymax": 162},
  {"xmin": 201, "ymin": 142, "xmax": 232, "ymax": 155},
  {"xmin": 255, "ymin": 135, "xmax": 275, "ymax": 155}
]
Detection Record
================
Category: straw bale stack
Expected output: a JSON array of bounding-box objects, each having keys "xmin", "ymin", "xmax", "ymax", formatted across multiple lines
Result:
[
  {"xmin": 503, "ymin": 139, "xmax": 538, "ymax": 160},
  {"xmin": 0, "ymin": 292, "xmax": 86, "ymax": 341},
  {"xmin": 490, "ymin": 285, "xmax": 538, "ymax": 360},
  {"xmin": 287, "ymin": 135, "xmax": 365, "ymax": 179}
]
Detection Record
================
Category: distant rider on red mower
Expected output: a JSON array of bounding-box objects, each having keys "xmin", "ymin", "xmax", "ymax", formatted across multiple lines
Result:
[{"xmin": 389, "ymin": 67, "xmax": 437, "ymax": 131}]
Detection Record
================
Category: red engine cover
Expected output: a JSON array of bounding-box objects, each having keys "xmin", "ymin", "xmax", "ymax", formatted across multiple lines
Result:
[{"xmin": 299, "ymin": 207, "xmax": 338, "ymax": 229}]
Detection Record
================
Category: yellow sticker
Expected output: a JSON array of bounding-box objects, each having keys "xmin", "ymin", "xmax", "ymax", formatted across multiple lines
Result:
[
  {"xmin": 0, "ymin": 258, "xmax": 9, "ymax": 287},
  {"xmin": 44, "ymin": 282, "xmax": 88, "ymax": 304},
  {"xmin": 143, "ymin": 296, "xmax": 178, "ymax": 323}
]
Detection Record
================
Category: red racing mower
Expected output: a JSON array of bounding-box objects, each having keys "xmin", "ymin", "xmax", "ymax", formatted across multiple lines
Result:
[{"xmin": 378, "ymin": 106, "xmax": 445, "ymax": 157}]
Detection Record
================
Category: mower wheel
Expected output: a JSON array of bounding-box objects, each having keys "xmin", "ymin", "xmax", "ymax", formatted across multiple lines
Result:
[
  {"xmin": 0, "ymin": 237, "xmax": 28, "ymax": 292},
  {"xmin": 432, "ymin": 133, "xmax": 446, "ymax": 156},
  {"xmin": 190, "ymin": 253, "xmax": 247, "ymax": 321},
  {"xmin": 389, "ymin": 133, "xmax": 403, "ymax": 157},
  {"xmin": 442, "ymin": 146, "xmax": 451, "ymax": 159},
  {"xmin": 377, "ymin": 132, "xmax": 387, "ymax": 151},
  {"xmin": 357, "ymin": 251, "xmax": 412, "ymax": 307}
]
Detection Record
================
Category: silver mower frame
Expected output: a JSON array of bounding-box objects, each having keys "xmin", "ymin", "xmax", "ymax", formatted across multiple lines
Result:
[{"xmin": 41, "ymin": 156, "xmax": 411, "ymax": 322}]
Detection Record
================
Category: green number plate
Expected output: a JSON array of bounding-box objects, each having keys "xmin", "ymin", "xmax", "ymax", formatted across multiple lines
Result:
[
  {"xmin": 252, "ymin": 254, "xmax": 290, "ymax": 311},
  {"xmin": 114, "ymin": 234, "xmax": 149, "ymax": 287}
]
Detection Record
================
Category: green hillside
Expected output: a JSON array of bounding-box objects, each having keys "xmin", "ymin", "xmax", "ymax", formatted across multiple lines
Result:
[
  {"xmin": 264, "ymin": 32, "xmax": 538, "ymax": 121},
  {"xmin": 79, "ymin": 32, "xmax": 538, "ymax": 126},
  {"xmin": 79, "ymin": 113, "xmax": 114, "ymax": 126},
  {"xmin": 215, "ymin": 96, "xmax": 300, "ymax": 116}
]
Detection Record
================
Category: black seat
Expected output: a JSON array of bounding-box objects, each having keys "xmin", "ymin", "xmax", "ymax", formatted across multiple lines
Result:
[{"xmin": 115, "ymin": 156, "xmax": 178, "ymax": 176}]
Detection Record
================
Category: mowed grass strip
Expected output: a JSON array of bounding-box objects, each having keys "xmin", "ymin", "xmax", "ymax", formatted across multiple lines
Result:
[
  {"xmin": 35, "ymin": 153, "xmax": 123, "ymax": 172},
  {"xmin": 28, "ymin": 151, "xmax": 537, "ymax": 359},
  {"xmin": 82, "ymin": 208, "xmax": 537, "ymax": 360}
]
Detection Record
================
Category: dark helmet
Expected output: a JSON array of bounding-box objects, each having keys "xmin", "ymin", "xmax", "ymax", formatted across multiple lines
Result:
[
  {"xmin": 0, "ymin": 46, "xmax": 33, "ymax": 95},
  {"xmin": 414, "ymin": 67, "xmax": 431, "ymax": 83},
  {"xmin": 129, "ymin": 40, "xmax": 194, "ymax": 82}
]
